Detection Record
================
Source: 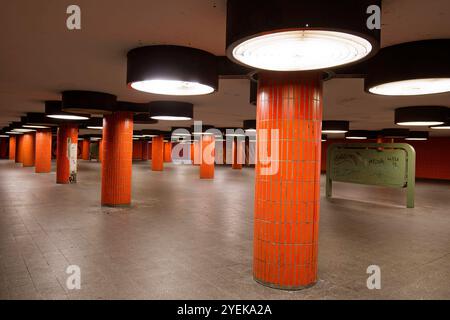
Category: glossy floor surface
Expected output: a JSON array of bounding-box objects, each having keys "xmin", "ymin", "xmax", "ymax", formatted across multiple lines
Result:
[{"xmin": 0, "ymin": 160, "xmax": 449, "ymax": 300}]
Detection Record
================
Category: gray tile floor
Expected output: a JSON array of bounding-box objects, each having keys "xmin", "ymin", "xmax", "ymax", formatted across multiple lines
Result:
[{"xmin": 0, "ymin": 160, "xmax": 449, "ymax": 300}]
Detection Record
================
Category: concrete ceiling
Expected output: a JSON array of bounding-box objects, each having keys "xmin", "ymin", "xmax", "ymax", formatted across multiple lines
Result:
[{"xmin": 1, "ymin": 0, "xmax": 450, "ymax": 137}]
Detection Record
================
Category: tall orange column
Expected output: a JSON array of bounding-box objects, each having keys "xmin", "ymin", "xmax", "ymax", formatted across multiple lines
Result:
[
  {"xmin": 190, "ymin": 143, "xmax": 194, "ymax": 163},
  {"xmin": 56, "ymin": 124, "xmax": 78, "ymax": 184},
  {"xmin": 164, "ymin": 142, "xmax": 172, "ymax": 163},
  {"xmin": 15, "ymin": 135, "xmax": 24, "ymax": 164},
  {"xmin": 98, "ymin": 140, "xmax": 104, "ymax": 163},
  {"xmin": 232, "ymin": 138, "xmax": 243, "ymax": 170},
  {"xmin": 22, "ymin": 133, "xmax": 35, "ymax": 167},
  {"xmin": 82, "ymin": 139, "xmax": 90, "ymax": 160},
  {"xmin": 9, "ymin": 136, "xmax": 16, "ymax": 160},
  {"xmin": 142, "ymin": 141, "xmax": 149, "ymax": 161},
  {"xmin": 101, "ymin": 112, "xmax": 133, "ymax": 207},
  {"xmin": 200, "ymin": 136, "xmax": 215, "ymax": 179},
  {"xmin": 254, "ymin": 72, "xmax": 322, "ymax": 290},
  {"xmin": 151, "ymin": 136, "xmax": 164, "ymax": 171},
  {"xmin": 35, "ymin": 130, "xmax": 52, "ymax": 173}
]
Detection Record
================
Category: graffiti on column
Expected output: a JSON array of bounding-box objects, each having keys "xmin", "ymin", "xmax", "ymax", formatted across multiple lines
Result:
[{"xmin": 68, "ymin": 138, "xmax": 78, "ymax": 183}]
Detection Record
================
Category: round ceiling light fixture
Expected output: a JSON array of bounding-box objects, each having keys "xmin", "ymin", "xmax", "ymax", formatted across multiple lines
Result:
[
  {"xmin": 366, "ymin": 40, "xmax": 450, "ymax": 96},
  {"xmin": 430, "ymin": 122, "xmax": 450, "ymax": 130},
  {"xmin": 85, "ymin": 117, "xmax": 104, "ymax": 130},
  {"xmin": 322, "ymin": 121, "xmax": 350, "ymax": 134},
  {"xmin": 345, "ymin": 130, "xmax": 370, "ymax": 140},
  {"xmin": 226, "ymin": 0, "xmax": 380, "ymax": 71},
  {"xmin": 62, "ymin": 91, "xmax": 117, "ymax": 114},
  {"xmin": 405, "ymin": 131, "xmax": 429, "ymax": 141},
  {"xmin": 149, "ymin": 101, "xmax": 194, "ymax": 121},
  {"xmin": 395, "ymin": 106, "xmax": 448, "ymax": 127},
  {"xmin": 127, "ymin": 45, "xmax": 218, "ymax": 96},
  {"xmin": 45, "ymin": 101, "xmax": 90, "ymax": 121},
  {"xmin": 21, "ymin": 113, "xmax": 59, "ymax": 128}
]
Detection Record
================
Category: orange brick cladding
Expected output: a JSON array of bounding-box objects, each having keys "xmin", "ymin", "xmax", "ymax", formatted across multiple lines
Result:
[{"xmin": 254, "ymin": 72, "xmax": 322, "ymax": 290}]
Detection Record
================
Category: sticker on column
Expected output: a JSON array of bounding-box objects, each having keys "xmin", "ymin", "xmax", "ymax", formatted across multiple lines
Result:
[{"xmin": 68, "ymin": 138, "xmax": 78, "ymax": 183}]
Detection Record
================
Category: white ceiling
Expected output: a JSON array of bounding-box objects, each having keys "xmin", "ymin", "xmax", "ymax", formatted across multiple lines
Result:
[{"xmin": 1, "ymin": 0, "xmax": 450, "ymax": 137}]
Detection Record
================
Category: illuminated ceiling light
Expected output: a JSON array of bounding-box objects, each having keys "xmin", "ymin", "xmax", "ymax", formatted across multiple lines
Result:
[
  {"xmin": 6, "ymin": 131, "xmax": 23, "ymax": 135},
  {"xmin": 62, "ymin": 91, "xmax": 117, "ymax": 114},
  {"xmin": 127, "ymin": 45, "xmax": 218, "ymax": 96},
  {"xmin": 23, "ymin": 125, "xmax": 50, "ymax": 129},
  {"xmin": 133, "ymin": 113, "xmax": 158, "ymax": 125},
  {"xmin": 366, "ymin": 40, "xmax": 450, "ymax": 96},
  {"xmin": 149, "ymin": 101, "xmax": 193, "ymax": 121},
  {"xmin": 45, "ymin": 101, "xmax": 90, "ymax": 121},
  {"xmin": 172, "ymin": 127, "xmax": 191, "ymax": 137},
  {"xmin": 13, "ymin": 128, "xmax": 36, "ymax": 133},
  {"xmin": 226, "ymin": 0, "xmax": 380, "ymax": 71},
  {"xmin": 395, "ymin": 106, "xmax": 448, "ymax": 127},
  {"xmin": 345, "ymin": 130, "xmax": 369, "ymax": 140},
  {"xmin": 430, "ymin": 122, "xmax": 450, "ymax": 130},
  {"xmin": 405, "ymin": 132, "xmax": 429, "ymax": 141},
  {"xmin": 0, "ymin": 135, "xmax": 9, "ymax": 138},
  {"xmin": 21, "ymin": 113, "xmax": 58, "ymax": 128},
  {"xmin": 84, "ymin": 117, "xmax": 103, "ymax": 130},
  {"xmin": 322, "ymin": 121, "xmax": 349, "ymax": 134},
  {"xmin": 380, "ymin": 128, "xmax": 410, "ymax": 139}
]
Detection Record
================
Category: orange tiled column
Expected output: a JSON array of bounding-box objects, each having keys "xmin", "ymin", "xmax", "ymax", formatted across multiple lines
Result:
[
  {"xmin": 101, "ymin": 112, "xmax": 133, "ymax": 207},
  {"xmin": 9, "ymin": 136, "xmax": 16, "ymax": 160},
  {"xmin": 151, "ymin": 136, "xmax": 164, "ymax": 171},
  {"xmin": 15, "ymin": 135, "xmax": 23, "ymax": 164},
  {"xmin": 190, "ymin": 143, "xmax": 194, "ymax": 163},
  {"xmin": 142, "ymin": 141, "xmax": 149, "ymax": 161},
  {"xmin": 200, "ymin": 136, "xmax": 215, "ymax": 179},
  {"xmin": 98, "ymin": 140, "xmax": 104, "ymax": 163},
  {"xmin": 232, "ymin": 138, "xmax": 243, "ymax": 170},
  {"xmin": 35, "ymin": 130, "xmax": 52, "ymax": 173},
  {"xmin": 56, "ymin": 124, "xmax": 78, "ymax": 184},
  {"xmin": 132, "ymin": 141, "xmax": 142, "ymax": 160},
  {"xmin": 254, "ymin": 72, "xmax": 323, "ymax": 290},
  {"xmin": 82, "ymin": 139, "xmax": 90, "ymax": 160},
  {"xmin": 164, "ymin": 142, "xmax": 172, "ymax": 163},
  {"xmin": 22, "ymin": 133, "xmax": 35, "ymax": 167}
]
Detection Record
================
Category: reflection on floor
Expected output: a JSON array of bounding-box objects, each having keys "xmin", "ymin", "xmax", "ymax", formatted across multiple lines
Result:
[{"xmin": 0, "ymin": 160, "xmax": 449, "ymax": 300}]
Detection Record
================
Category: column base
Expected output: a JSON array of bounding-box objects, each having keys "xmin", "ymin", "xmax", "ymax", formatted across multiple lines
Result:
[{"xmin": 253, "ymin": 277, "xmax": 317, "ymax": 291}]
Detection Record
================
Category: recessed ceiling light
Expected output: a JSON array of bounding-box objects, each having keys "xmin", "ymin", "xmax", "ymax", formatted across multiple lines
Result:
[
  {"xmin": 6, "ymin": 131, "xmax": 23, "ymax": 135},
  {"xmin": 395, "ymin": 106, "xmax": 448, "ymax": 127},
  {"xmin": 405, "ymin": 132, "xmax": 429, "ymax": 141},
  {"xmin": 0, "ymin": 134, "xmax": 9, "ymax": 138},
  {"xmin": 127, "ymin": 46, "xmax": 218, "ymax": 96},
  {"xmin": 45, "ymin": 101, "xmax": 90, "ymax": 121},
  {"xmin": 87, "ymin": 126, "xmax": 103, "ymax": 130},
  {"xmin": 132, "ymin": 80, "xmax": 214, "ymax": 96},
  {"xmin": 23, "ymin": 125, "xmax": 50, "ymax": 129},
  {"xmin": 149, "ymin": 101, "xmax": 194, "ymax": 121},
  {"xmin": 62, "ymin": 91, "xmax": 117, "ymax": 114},
  {"xmin": 430, "ymin": 123, "xmax": 450, "ymax": 130},
  {"xmin": 226, "ymin": 0, "xmax": 380, "ymax": 71},
  {"xmin": 13, "ymin": 128, "xmax": 36, "ymax": 133},
  {"xmin": 369, "ymin": 79, "xmax": 450, "ymax": 96},
  {"xmin": 366, "ymin": 40, "xmax": 450, "ymax": 96},
  {"xmin": 322, "ymin": 121, "xmax": 350, "ymax": 134},
  {"xmin": 231, "ymin": 30, "xmax": 373, "ymax": 71}
]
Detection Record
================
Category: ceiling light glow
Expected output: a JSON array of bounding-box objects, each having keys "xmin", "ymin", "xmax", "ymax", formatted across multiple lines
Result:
[
  {"xmin": 369, "ymin": 78, "xmax": 450, "ymax": 96},
  {"xmin": 131, "ymin": 80, "xmax": 214, "ymax": 96},
  {"xmin": 232, "ymin": 30, "xmax": 372, "ymax": 71}
]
